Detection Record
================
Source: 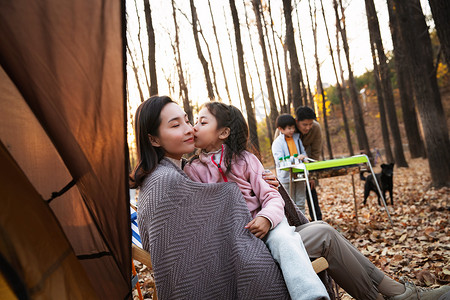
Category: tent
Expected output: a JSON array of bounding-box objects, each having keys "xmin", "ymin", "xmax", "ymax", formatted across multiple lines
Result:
[{"xmin": 0, "ymin": 1, "xmax": 131, "ymax": 299}]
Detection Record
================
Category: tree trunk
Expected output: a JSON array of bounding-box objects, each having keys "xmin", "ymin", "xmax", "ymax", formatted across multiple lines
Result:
[
  {"xmin": 229, "ymin": 0, "xmax": 260, "ymax": 152},
  {"xmin": 223, "ymin": 7, "xmax": 243, "ymax": 108},
  {"xmin": 365, "ymin": 0, "xmax": 408, "ymax": 167},
  {"xmin": 294, "ymin": 1, "xmax": 314, "ymax": 110},
  {"xmin": 428, "ymin": 0, "xmax": 450, "ymax": 65},
  {"xmin": 261, "ymin": 2, "xmax": 283, "ymax": 116},
  {"xmin": 132, "ymin": 0, "xmax": 150, "ymax": 96},
  {"xmin": 267, "ymin": 0, "xmax": 287, "ymax": 113},
  {"xmin": 396, "ymin": 0, "xmax": 450, "ymax": 187},
  {"xmin": 189, "ymin": 0, "xmax": 214, "ymax": 100},
  {"xmin": 143, "ymin": 0, "xmax": 158, "ymax": 96},
  {"xmin": 126, "ymin": 43, "xmax": 145, "ymax": 103},
  {"xmin": 333, "ymin": 0, "xmax": 372, "ymax": 159},
  {"xmin": 252, "ymin": 0, "xmax": 279, "ymax": 132},
  {"xmin": 386, "ymin": 0, "xmax": 426, "ymax": 158},
  {"xmin": 369, "ymin": 37, "xmax": 394, "ymax": 163},
  {"xmin": 308, "ymin": 0, "xmax": 333, "ymax": 159},
  {"xmin": 282, "ymin": 0, "xmax": 304, "ymax": 109},
  {"xmin": 243, "ymin": 0, "xmax": 273, "ymax": 141},
  {"xmin": 171, "ymin": 0, "xmax": 193, "ymax": 123},
  {"xmin": 197, "ymin": 23, "xmax": 222, "ymax": 101},
  {"xmin": 319, "ymin": 0, "xmax": 353, "ymax": 156},
  {"xmin": 284, "ymin": 42, "xmax": 293, "ymax": 111},
  {"xmin": 336, "ymin": 23, "xmax": 349, "ymax": 106},
  {"xmin": 208, "ymin": 1, "xmax": 232, "ymax": 103}
]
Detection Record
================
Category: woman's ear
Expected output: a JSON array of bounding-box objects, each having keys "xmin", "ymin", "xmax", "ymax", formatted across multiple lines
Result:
[
  {"xmin": 148, "ymin": 134, "xmax": 161, "ymax": 147},
  {"xmin": 219, "ymin": 127, "xmax": 230, "ymax": 140}
]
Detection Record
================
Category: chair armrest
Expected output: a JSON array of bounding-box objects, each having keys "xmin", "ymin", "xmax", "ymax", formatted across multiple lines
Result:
[
  {"xmin": 312, "ymin": 257, "xmax": 329, "ymax": 273},
  {"xmin": 132, "ymin": 244, "xmax": 153, "ymax": 269}
]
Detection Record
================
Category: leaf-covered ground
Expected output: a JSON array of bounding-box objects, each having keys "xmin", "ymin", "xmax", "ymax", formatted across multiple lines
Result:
[
  {"xmin": 314, "ymin": 157, "xmax": 449, "ymax": 299},
  {"xmin": 133, "ymin": 157, "xmax": 449, "ymax": 299}
]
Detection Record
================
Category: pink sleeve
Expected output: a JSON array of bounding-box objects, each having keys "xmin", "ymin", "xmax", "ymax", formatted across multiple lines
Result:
[
  {"xmin": 244, "ymin": 152, "xmax": 285, "ymax": 228},
  {"xmin": 184, "ymin": 163, "xmax": 203, "ymax": 183}
]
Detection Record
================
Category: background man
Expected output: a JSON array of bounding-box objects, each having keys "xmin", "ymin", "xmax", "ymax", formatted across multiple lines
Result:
[{"xmin": 295, "ymin": 106, "xmax": 323, "ymax": 220}]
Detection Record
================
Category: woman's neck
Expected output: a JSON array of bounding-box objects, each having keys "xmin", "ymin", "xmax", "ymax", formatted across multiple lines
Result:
[{"xmin": 165, "ymin": 156, "xmax": 182, "ymax": 169}]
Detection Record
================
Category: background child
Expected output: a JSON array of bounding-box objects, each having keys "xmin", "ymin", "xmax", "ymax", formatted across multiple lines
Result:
[
  {"xmin": 272, "ymin": 114, "xmax": 308, "ymax": 213},
  {"xmin": 184, "ymin": 102, "xmax": 329, "ymax": 300}
]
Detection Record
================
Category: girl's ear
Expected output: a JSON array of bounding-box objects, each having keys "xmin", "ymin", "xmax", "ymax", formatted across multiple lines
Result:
[
  {"xmin": 148, "ymin": 134, "xmax": 161, "ymax": 147},
  {"xmin": 219, "ymin": 127, "xmax": 231, "ymax": 140}
]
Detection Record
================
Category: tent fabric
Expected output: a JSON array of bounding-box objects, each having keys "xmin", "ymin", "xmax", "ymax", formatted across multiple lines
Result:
[
  {"xmin": 0, "ymin": 142, "xmax": 98, "ymax": 299},
  {"xmin": 0, "ymin": 0, "xmax": 130, "ymax": 298}
]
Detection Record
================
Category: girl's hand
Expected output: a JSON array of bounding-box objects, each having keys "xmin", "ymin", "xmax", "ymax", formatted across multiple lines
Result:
[
  {"xmin": 262, "ymin": 169, "xmax": 279, "ymax": 190},
  {"xmin": 245, "ymin": 216, "xmax": 271, "ymax": 239}
]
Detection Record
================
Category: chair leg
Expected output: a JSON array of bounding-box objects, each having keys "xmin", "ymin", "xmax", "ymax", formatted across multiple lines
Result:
[{"xmin": 132, "ymin": 262, "xmax": 144, "ymax": 300}]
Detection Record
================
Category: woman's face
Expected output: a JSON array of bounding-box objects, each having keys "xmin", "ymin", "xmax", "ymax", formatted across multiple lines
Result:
[
  {"xmin": 150, "ymin": 102, "xmax": 195, "ymax": 159},
  {"xmin": 193, "ymin": 106, "xmax": 227, "ymax": 152}
]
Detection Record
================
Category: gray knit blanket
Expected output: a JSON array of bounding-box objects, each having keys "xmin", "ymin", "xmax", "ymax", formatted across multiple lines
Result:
[{"xmin": 137, "ymin": 159, "xmax": 290, "ymax": 299}]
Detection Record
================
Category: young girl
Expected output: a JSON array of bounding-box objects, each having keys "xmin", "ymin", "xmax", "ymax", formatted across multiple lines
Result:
[{"xmin": 184, "ymin": 102, "xmax": 329, "ymax": 300}]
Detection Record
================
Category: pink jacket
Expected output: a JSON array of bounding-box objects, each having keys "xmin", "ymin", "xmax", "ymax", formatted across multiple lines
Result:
[{"xmin": 184, "ymin": 147, "xmax": 285, "ymax": 228}]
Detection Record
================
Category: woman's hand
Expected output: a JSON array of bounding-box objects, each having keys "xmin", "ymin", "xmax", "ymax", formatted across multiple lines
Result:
[
  {"xmin": 245, "ymin": 216, "xmax": 271, "ymax": 239},
  {"xmin": 262, "ymin": 169, "xmax": 279, "ymax": 190}
]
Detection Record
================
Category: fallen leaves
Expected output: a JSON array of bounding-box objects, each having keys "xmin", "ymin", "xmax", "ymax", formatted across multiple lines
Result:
[
  {"xmin": 134, "ymin": 158, "xmax": 449, "ymax": 299},
  {"xmin": 315, "ymin": 157, "xmax": 449, "ymax": 298}
]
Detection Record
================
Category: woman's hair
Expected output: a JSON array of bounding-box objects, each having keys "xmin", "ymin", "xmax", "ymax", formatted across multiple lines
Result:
[
  {"xmin": 130, "ymin": 95, "xmax": 174, "ymax": 188},
  {"xmin": 203, "ymin": 102, "xmax": 249, "ymax": 174}
]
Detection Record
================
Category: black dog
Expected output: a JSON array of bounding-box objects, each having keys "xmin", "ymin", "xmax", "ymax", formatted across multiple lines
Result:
[{"xmin": 360, "ymin": 163, "xmax": 394, "ymax": 205}]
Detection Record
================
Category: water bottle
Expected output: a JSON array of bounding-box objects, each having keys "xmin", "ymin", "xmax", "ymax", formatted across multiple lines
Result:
[{"xmin": 284, "ymin": 155, "xmax": 291, "ymax": 166}]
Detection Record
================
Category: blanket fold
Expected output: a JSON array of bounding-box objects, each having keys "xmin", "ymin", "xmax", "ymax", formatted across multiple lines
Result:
[{"xmin": 138, "ymin": 159, "xmax": 290, "ymax": 299}]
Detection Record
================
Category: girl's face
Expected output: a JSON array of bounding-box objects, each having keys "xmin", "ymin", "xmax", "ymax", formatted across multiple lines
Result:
[
  {"xmin": 149, "ymin": 102, "xmax": 195, "ymax": 160},
  {"xmin": 193, "ymin": 106, "xmax": 229, "ymax": 152}
]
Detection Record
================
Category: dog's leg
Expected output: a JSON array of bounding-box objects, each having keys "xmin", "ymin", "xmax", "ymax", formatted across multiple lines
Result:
[{"xmin": 363, "ymin": 184, "xmax": 370, "ymax": 205}]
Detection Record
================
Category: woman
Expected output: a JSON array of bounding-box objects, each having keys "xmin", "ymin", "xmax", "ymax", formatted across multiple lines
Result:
[{"xmin": 131, "ymin": 96, "xmax": 449, "ymax": 300}]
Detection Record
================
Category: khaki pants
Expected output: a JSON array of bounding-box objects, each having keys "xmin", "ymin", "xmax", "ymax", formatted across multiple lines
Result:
[{"xmin": 296, "ymin": 221, "xmax": 385, "ymax": 300}]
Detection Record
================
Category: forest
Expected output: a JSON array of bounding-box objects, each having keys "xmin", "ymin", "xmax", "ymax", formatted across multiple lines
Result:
[
  {"xmin": 126, "ymin": 0, "xmax": 449, "ymax": 188},
  {"xmin": 126, "ymin": 0, "xmax": 449, "ymax": 298}
]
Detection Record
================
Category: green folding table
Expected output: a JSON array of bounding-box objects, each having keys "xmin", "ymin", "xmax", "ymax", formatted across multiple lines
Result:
[{"xmin": 278, "ymin": 154, "xmax": 393, "ymax": 225}]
